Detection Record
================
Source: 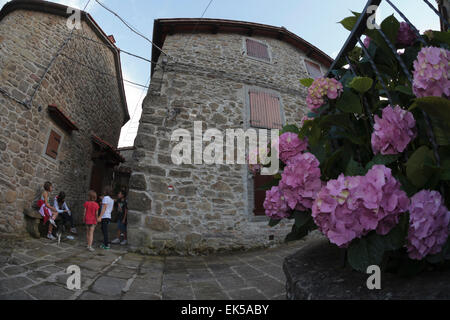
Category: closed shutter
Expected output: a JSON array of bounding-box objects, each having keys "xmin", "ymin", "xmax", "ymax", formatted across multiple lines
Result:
[
  {"xmin": 249, "ymin": 90, "xmax": 282, "ymax": 129},
  {"xmin": 45, "ymin": 130, "xmax": 61, "ymax": 159},
  {"xmin": 254, "ymin": 174, "xmax": 274, "ymax": 216},
  {"xmin": 246, "ymin": 39, "xmax": 270, "ymax": 61},
  {"xmin": 305, "ymin": 60, "xmax": 323, "ymax": 79}
]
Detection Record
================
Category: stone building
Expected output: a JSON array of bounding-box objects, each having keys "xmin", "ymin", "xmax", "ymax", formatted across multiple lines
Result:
[
  {"xmin": 128, "ymin": 18, "xmax": 332, "ymax": 254},
  {"xmin": 0, "ymin": 0, "xmax": 129, "ymax": 233}
]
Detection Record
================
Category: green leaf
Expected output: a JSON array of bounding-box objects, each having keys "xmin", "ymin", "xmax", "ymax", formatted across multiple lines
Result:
[
  {"xmin": 395, "ymin": 85, "xmax": 413, "ymax": 96},
  {"xmin": 269, "ymin": 219, "xmax": 282, "ymax": 228},
  {"xmin": 406, "ymin": 146, "xmax": 435, "ymax": 188},
  {"xmin": 382, "ymin": 213, "xmax": 409, "ymax": 251},
  {"xmin": 300, "ymin": 78, "xmax": 314, "ymax": 88},
  {"xmin": 348, "ymin": 215, "xmax": 408, "ymax": 273},
  {"xmin": 293, "ymin": 211, "xmax": 311, "ymax": 229},
  {"xmin": 365, "ymin": 154, "xmax": 400, "ymax": 171},
  {"xmin": 281, "ymin": 124, "xmax": 300, "ymax": 135},
  {"xmin": 428, "ymin": 114, "xmax": 450, "ymax": 146},
  {"xmin": 431, "ymin": 31, "xmax": 450, "ymax": 47},
  {"xmin": 345, "ymin": 158, "xmax": 365, "ymax": 176},
  {"xmin": 380, "ymin": 15, "xmax": 400, "ymax": 45},
  {"xmin": 349, "ymin": 77, "xmax": 374, "ymax": 94},
  {"xmin": 339, "ymin": 16, "xmax": 358, "ymax": 32},
  {"xmin": 410, "ymin": 96, "xmax": 450, "ymax": 126},
  {"xmin": 285, "ymin": 224, "xmax": 309, "ymax": 243},
  {"xmin": 348, "ymin": 236, "xmax": 385, "ymax": 273},
  {"xmin": 442, "ymin": 169, "xmax": 450, "ymax": 181},
  {"xmin": 319, "ymin": 114, "xmax": 352, "ymax": 131},
  {"xmin": 336, "ymin": 89, "xmax": 363, "ymax": 114}
]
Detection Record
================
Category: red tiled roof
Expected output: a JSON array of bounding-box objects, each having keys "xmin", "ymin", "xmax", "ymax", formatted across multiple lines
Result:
[
  {"xmin": 48, "ymin": 105, "xmax": 79, "ymax": 132},
  {"xmin": 92, "ymin": 134, "xmax": 125, "ymax": 163}
]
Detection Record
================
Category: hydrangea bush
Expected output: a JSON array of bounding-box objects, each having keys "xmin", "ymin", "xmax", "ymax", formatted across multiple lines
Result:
[{"xmin": 255, "ymin": 13, "xmax": 450, "ymax": 275}]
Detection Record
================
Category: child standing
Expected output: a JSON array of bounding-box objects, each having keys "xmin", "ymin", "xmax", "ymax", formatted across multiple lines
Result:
[
  {"xmin": 83, "ymin": 190, "xmax": 99, "ymax": 252},
  {"xmin": 37, "ymin": 182, "xmax": 58, "ymax": 240},
  {"xmin": 98, "ymin": 186, "xmax": 114, "ymax": 250},
  {"xmin": 111, "ymin": 190, "xmax": 128, "ymax": 246}
]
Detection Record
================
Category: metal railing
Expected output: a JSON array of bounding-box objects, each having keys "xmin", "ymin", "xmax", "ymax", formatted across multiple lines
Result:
[
  {"xmin": 325, "ymin": 0, "xmax": 448, "ymax": 195},
  {"xmin": 327, "ymin": 0, "xmax": 448, "ymax": 80}
]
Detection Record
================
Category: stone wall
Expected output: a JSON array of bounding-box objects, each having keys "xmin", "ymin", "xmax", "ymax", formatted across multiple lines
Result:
[
  {"xmin": 129, "ymin": 31, "xmax": 328, "ymax": 254},
  {"xmin": 0, "ymin": 8, "xmax": 126, "ymax": 233}
]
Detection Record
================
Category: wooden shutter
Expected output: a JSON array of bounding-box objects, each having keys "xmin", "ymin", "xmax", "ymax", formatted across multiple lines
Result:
[
  {"xmin": 254, "ymin": 174, "xmax": 274, "ymax": 216},
  {"xmin": 45, "ymin": 130, "xmax": 61, "ymax": 159},
  {"xmin": 249, "ymin": 90, "xmax": 282, "ymax": 129},
  {"xmin": 246, "ymin": 39, "xmax": 270, "ymax": 61},
  {"xmin": 305, "ymin": 60, "xmax": 323, "ymax": 79}
]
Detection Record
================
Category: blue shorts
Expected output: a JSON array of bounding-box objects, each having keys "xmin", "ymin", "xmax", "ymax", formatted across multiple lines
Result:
[{"xmin": 118, "ymin": 220, "xmax": 127, "ymax": 233}]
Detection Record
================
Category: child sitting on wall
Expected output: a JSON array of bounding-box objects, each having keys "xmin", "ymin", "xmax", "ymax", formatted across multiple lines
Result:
[
  {"xmin": 36, "ymin": 181, "xmax": 58, "ymax": 240},
  {"xmin": 83, "ymin": 190, "xmax": 99, "ymax": 252},
  {"xmin": 111, "ymin": 190, "xmax": 128, "ymax": 246},
  {"xmin": 54, "ymin": 191, "xmax": 77, "ymax": 240}
]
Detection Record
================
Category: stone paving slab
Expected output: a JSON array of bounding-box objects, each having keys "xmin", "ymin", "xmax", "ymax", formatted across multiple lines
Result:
[{"xmin": 0, "ymin": 228, "xmax": 310, "ymax": 300}]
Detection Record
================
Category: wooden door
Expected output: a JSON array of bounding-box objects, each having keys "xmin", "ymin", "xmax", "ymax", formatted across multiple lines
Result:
[{"xmin": 253, "ymin": 174, "xmax": 275, "ymax": 216}]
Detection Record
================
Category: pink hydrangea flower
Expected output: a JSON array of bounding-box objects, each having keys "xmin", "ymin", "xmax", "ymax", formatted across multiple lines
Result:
[
  {"xmin": 277, "ymin": 132, "xmax": 308, "ymax": 164},
  {"xmin": 264, "ymin": 186, "xmax": 290, "ymax": 220},
  {"xmin": 413, "ymin": 46, "xmax": 450, "ymax": 98},
  {"xmin": 279, "ymin": 152, "xmax": 322, "ymax": 211},
  {"xmin": 371, "ymin": 105, "xmax": 417, "ymax": 155},
  {"xmin": 363, "ymin": 36, "xmax": 371, "ymax": 48},
  {"xmin": 397, "ymin": 22, "xmax": 417, "ymax": 47},
  {"xmin": 306, "ymin": 78, "xmax": 343, "ymax": 111},
  {"xmin": 312, "ymin": 165, "xmax": 409, "ymax": 248},
  {"xmin": 406, "ymin": 190, "xmax": 450, "ymax": 260}
]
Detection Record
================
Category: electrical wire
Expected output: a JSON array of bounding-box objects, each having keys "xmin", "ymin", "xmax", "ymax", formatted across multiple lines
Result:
[
  {"xmin": 94, "ymin": 0, "xmax": 173, "ymax": 60},
  {"xmin": 181, "ymin": 0, "xmax": 215, "ymax": 54},
  {"xmin": 70, "ymin": 32, "xmax": 158, "ymax": 65},
  {"xmin": 59, "ymin": 52, "xmax": 149, "ymax": 89}
]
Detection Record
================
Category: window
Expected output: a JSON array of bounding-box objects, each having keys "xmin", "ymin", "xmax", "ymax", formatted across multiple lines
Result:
[
  {"xmin": 245, "ymin": 38, "xmax": 271, "ymax": 62},
  {"xmin": 304, "ymin": 60, "xmax": 323, "ymax": 79},
  {"xmin": 45, "ymin": 130, "xmax": 62, "ymax": 160},
  {"xmin": 248, "ymin": 90, "xmax": 283, "ymax": 129},
  {"xmin": 246, "ymin": 88, "xmax": 284, "ymax": 218}
]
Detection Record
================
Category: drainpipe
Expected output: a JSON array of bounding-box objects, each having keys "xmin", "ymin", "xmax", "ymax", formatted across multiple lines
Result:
[{"xmin": 437, "ymin": 0, "xmax": 450, "ymax": 31}]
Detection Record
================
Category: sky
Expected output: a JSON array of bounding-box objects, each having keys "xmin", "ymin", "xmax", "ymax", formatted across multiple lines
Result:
[{"xmin": 0, "ymin": 0, "xmax": 442, "ymax": 147}]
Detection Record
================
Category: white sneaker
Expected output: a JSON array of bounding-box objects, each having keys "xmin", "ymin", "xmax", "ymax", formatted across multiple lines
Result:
[
  {"xmin": 47, "ymin": 234, "xmax": 56, "ymax": 240},
  {"xmin": 49, "ymin": 219, "xmax": 57, "ymax": 227},
  {"xmin": 88, "ymin": 247, "xmax": 95, "ymax": 252},
  {"xmin": 66, "ymin": 235, "xmax": 75, "ymax": 240},
  {"xmin": 111, "ymin": 238, "xmax": 121, "ymax": 245},
  {"xmin": 120, "ymin": 240, "xmax": 128, "ymax": 246}
]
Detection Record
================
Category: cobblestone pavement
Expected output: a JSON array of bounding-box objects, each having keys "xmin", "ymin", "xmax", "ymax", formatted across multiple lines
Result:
[{"xmin": 0, "ymin": 228, "xmax": 303, "ymax": 300}]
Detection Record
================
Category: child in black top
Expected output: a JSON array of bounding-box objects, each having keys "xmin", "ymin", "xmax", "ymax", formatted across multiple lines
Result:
[{"xmin": 111, "ymin": 190, "xmax": 128, "ymax": 245}]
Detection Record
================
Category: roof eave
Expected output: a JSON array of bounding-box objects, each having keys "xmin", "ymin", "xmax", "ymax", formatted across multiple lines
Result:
[{"xmin": 150, "ymin": 18, "xmax": 333, "ymax": 77}]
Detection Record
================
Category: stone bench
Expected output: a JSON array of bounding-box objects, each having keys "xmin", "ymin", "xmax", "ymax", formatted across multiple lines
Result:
[
  {"xmin": 23, "ymin": 208, "xmax": 63, "ymax": 239},
  {"xmin": 284, "ymin": 238, "xmax": 450, "ymax": 300}
]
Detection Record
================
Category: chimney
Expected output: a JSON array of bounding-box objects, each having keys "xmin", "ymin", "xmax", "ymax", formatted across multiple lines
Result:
[{"xmin": 108, "ymin": 35, "xmax": 116, "ymax": 44}]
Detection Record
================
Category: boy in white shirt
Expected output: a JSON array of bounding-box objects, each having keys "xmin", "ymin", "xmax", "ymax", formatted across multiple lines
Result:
[{"xmin": 98, "ymin": 186, "xmax": 114, "ymax": 250}]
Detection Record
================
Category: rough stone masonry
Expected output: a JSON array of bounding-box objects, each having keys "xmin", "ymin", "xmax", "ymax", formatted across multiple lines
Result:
[
  {"xmin": 128, "ymin": 19, "xmax": 332, "ymax": 255},
  {"xmin": 0, "ymin": 1, "xmax": 128, "ymax": 234}
]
